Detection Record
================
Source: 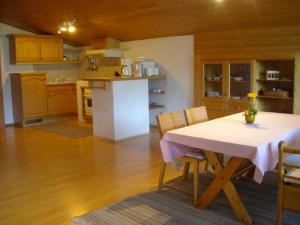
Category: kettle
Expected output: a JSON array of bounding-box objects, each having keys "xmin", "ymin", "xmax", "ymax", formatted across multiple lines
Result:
[
  {"xmin": 121, "ymin": 65, "xmax": 131, "ymax": 76},
  {"xmin": 132, "ymin": 58, "xmax": 144, "ymax": 77}
]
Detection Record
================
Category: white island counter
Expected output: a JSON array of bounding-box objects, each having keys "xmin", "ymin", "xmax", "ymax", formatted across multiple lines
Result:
[{"xmin": 84, "ymin": 77, "xmax": 149, "ymax": 141}]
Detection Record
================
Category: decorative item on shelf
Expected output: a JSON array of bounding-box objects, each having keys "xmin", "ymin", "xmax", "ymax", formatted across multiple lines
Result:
[
  {"xmin": 231, "ymin": 96, "xmax": 241, "ymax": 100},
  {"xmin": 213, "ymin": 76, "xmax": 221, "ymax": 81},
  {"xmin": 266, "ymin": 70, "xmax": 280, "ymax": 80},
  {"xmin": 150, "ymin": 89, "xmax": 164, "ymax": 94},
  {"xmin": 243, "ymin": 92, "xmax": 258, "ymax": 124},
  {"xmin": 263, "ymin": 88, "xmax": 289, "ymax": 98},
  {"xmin": 206, "ymin": 91, "xmax": 220, "ymax": 97},
  {"xmin": 232, "ymin": 76, "xmax": 243, "ymax": 81},
  {"xmin": 57, "ymin": 19, "xmax": 76, "ymax": 34}
]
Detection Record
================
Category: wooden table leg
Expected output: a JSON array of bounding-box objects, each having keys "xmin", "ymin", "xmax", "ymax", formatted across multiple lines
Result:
[{"xmin": 197, "ymin": 151, "xmax": 252, "ymax": 225}]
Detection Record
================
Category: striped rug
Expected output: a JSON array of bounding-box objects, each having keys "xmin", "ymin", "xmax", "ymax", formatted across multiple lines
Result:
[{"xmin": 72, "ymin": 172, "xmax": 300, "ymax": 225}]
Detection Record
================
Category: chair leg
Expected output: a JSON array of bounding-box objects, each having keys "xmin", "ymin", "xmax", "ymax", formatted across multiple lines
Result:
[
  {"xmin": 183, "ymin": 162, "xmax": 191, "ymax": 180},
  {"xmin": 157, "ymin": 162, "xmax": 166, "ymax": 191},
  {"xmin": 204, "ymin": 160, "xmax": 209, "ymax": 171},
  {"xmin": 276, "ymin": 184, "xmax": 283, "ymax": 225},
  {"xmin": 193, "ymin": 159, "xmax": 200, "ymax": 205}
]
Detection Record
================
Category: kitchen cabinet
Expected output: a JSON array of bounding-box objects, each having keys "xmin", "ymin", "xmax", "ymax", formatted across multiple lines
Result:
[
  {"xmin": 195, "ymin": 60, "xmax": 253, "ymax": 120},
  {"xmin": 13, "ymin": 37, "xmax": 41, "ymax": 62},
  {"xmin": 11, "ymin": 73, "xmax": 47, "ymax": 126},
  {"xmin": 47, "ymin": 86, "xmax": 70, "ymax": 115},
  {"xmin": 70, "ymin": 86, "xmax": 78, "ymax": 113},
  {"xmin": 41, "ymin": 38, "xmax": 63, "ymax": 62},
  {"xmin": 46, "ymin": 84, "xmax": 77, "ymax": 115},
  {"xmin": 10, "ymin": 34, "xmax": 63, "ymax": 64}
]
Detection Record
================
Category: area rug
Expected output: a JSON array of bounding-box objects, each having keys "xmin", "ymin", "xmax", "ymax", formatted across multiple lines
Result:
[
  {"xmin": 34, "ymin": 122, "xmax": 93, "ymax": 138},
  {"xmin": 71, "ymin": 172, "xmax": 300, "ymax": 225}
]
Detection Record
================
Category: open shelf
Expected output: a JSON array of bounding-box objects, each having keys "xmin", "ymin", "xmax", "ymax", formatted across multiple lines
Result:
[
  {"xmin": 256, "ymin": 79, "xmax": 293, "ymax": 83},
  {"xmin": 146, "ymin": 75, "xmax": 166, "ymax": 80},
  {"xmin": 149, "ymin": 92, "xmax": 165, "ymax": 96},
  {"xmin": 149, "ymin": 104, "xmax": 164, "ymax": 110},
  {"xmin": 257, "ymin": 95, "xmax": 293, "ymax": 100},
  {"xmin": 231, "ymin": 80, "xmax": 250, "ymax": 83},
  {"xmin": 205, "ymin": 80, "xmax": 222, "ymax": 82}
]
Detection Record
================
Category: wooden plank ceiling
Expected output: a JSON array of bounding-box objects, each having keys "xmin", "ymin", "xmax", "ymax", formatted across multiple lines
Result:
[{"xmin": 1, "ymin": 0, "xmax": 300, "ymax": 46}]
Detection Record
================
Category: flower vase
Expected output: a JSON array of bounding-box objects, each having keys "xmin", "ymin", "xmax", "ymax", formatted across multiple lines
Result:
[{"xmin": 245, "ymin": 114, "xmax": 255, "ymax": 124}]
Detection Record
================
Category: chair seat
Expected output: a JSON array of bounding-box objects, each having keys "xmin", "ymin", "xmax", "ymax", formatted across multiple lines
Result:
[
  {"xmin": 285, "ymin": 154, "xmax": 300, "ymax": 166},
  {"xmin": 284, "ymin": 168, "xmax": 300, "ymax": 185},
  {"xmin": 184, "ymin": 150, "xmax": 206, "ymax": 160}
]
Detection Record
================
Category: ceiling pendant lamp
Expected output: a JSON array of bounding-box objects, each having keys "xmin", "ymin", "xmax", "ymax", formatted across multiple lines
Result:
[{"xmin": 57, "ymin": 20, "xmax": 76, "ymax": 34}]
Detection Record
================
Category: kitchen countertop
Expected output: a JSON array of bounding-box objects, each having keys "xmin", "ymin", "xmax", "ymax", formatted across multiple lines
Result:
[
  {"xmin": 46, "ymin": 81, "xmax": 76, "ymax": 86},
  {"xmin": 83, "ymin": 75, "xmax": 166, "ymax": 82},
  {"xmin": 83, "ymin": 76, "xmax": 147, "ymax": 81}
]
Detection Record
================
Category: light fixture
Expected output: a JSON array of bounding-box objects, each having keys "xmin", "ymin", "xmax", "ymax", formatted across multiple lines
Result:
[{"xmin": 57, "ymin": 20, "xmax": 76, "ymax": 34}]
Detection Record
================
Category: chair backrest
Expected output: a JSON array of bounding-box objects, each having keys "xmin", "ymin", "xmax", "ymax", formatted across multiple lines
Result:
[
  {"xmin": 184, "ymin": 106, "xmax": 208, "ymax": 126},
  {"xmin": 278, "ymin": 141, "xmax": 300, "ymax": 182},
  {"xmin": 156, "ymin": 112, "xmax": 186, "ymax": 138}
]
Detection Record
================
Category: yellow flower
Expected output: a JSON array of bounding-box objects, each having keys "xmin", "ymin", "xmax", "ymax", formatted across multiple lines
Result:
[{"xmin": 247, "ymin": 92, "xmax": 257, "ymax": 98}]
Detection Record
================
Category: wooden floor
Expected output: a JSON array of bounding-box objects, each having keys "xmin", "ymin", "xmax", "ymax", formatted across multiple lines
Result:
[{"xmin": 0, "ymin": 122, "xmax": 182, "ymax": 225}]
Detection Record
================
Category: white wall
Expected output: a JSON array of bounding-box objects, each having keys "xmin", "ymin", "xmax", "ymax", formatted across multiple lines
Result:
[
  {"xmin": 0, "ymin": 23, "xmax": 34, "ymax": 124},
  {"xmin": 121, "ymin": 35, "xmax": 194, "ymax": 124}
]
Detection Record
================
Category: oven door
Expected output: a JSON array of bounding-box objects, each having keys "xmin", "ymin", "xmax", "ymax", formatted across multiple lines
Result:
[{"xmin": 84, "ymin": 96, "xmax": 93, "ymax": 116}]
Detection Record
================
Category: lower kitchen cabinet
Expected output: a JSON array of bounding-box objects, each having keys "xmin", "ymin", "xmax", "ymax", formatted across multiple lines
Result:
[
  {"xmin": 10, "ymin": 72, "xmax": 78, "ymax": 126},
  {"xmin": 46, "ymin": 84, "xmax": 77, "ymax": 115},
  {"xmin": 11, "ymin": 73, "xmax": 47, "ymax": 126},
  {"xmin": 70, "ymin": 86, "xmax": 78, "ymax": 113}
]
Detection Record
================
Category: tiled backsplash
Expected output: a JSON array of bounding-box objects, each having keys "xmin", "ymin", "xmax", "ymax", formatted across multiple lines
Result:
[{"xmin": 34, "ymin": 64, "xmax": 80, "ymax": 83}]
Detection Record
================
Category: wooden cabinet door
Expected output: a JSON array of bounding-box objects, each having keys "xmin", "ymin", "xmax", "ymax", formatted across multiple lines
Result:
[
  {"xmin": 21, "ymin": 74, "xmax": 47, "ymax": 118},
  {"xmin": 47, "ymin": 89, "xmax": 70, "ymax": 115},
  {"xmin": 70, "ymin": 87, "xmax": 78, "ymax": 113},
  {"xmin": 15, "ymin": 38, "xmax": 41, "ymax": 62},
  {"xmin": 40, "ymin": 38, "xmax": 63, "ymax": 62}
]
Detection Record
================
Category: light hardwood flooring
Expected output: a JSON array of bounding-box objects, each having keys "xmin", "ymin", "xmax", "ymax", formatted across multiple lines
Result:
[{"xmin": 0, "ymin": 122, "xmax": 182, "ymax": 225}]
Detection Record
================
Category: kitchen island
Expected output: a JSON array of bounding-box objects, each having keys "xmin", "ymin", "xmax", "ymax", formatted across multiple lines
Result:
[{"xmin": 84, "ymin": 76, "xmax": 149, "ymax": 141}]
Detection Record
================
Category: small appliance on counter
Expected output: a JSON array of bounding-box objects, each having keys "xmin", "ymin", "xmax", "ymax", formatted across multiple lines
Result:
[
  {"xmin": 121, "ymin": 58, "xmax": 132, "ymax": 76},
  {"xmin": 132, "ymin": 57, "xmax": 144, "ymax": 77}
]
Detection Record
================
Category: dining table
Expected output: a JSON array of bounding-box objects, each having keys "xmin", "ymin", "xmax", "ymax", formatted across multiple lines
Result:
[{"xmin": 160, "ymin": 112, "xmax": 300, "ymax": 225}]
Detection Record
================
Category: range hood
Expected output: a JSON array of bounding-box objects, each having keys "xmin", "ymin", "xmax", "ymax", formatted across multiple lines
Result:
[{"xmin": 86, "ymin": 48, "xmax": 122, "ymax": 57}]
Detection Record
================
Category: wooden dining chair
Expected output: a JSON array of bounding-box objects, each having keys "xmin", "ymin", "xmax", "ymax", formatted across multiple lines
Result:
[
  {"xmin": 276, "ymin": 141, "xmax": 300, "ymax": 225},
  {"xmin": 156, "ymin": 111, "xmax": 206, "ymax": 205},
  {"xmin": 184, "ymin": 106, "xmax": 208, "ymax": 126},
  {"xmin": 184, "ymin": 106, "xmax": 209, "ymax": 171}
]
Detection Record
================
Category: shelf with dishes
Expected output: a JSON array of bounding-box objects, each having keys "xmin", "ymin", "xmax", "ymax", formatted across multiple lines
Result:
[
  {"xmin": 149, "ymin": 104, "xmax": 165, "ymax": 110},
  {"xmin": 257, "ymin": 95, "xmax": 293, "ymax": 100},
  {"xmin": 256, "ymin": 79, "xmax": 293, "ymax": 83},
  {"xmin": 254, "ymin": 59, "xmax": 294, "ymax": 113}
]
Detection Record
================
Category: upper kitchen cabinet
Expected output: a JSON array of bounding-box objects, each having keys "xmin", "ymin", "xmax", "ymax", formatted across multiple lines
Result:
[
  {"xmin": 9, "ymin": 34, "xmax": 64, "ymax": 64},
  {"xmin": 40, "ymin": 38, "xmax": 63, "ymax": 62},
  {"xmin": 12, "ymin": 36, "xmax": 41, "ymax": 62}
]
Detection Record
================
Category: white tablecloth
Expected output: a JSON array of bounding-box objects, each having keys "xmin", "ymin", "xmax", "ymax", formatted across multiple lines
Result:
[{"xmin": 160, "ymin": 112, "xmax": 300, "ymax": 183}]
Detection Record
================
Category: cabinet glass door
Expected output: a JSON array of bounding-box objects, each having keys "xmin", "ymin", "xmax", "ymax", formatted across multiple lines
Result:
[
  {"xmin": 204, "ymin": 64, "xmax": 223, "ymax": 98},
  {"xmin": 229, "ymin": 63, "xmax": 250, "ymax": 100}
]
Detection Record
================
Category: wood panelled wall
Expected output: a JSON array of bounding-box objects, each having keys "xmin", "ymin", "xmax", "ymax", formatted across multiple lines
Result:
[{"xmin": 194, "ymin": 25, "xmax": 300, "ymax": 114}]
